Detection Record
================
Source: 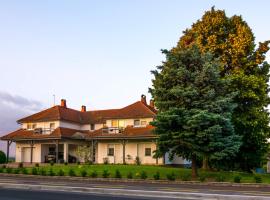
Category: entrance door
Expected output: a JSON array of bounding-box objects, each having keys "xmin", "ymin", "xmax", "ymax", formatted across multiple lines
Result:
[{"xmin": 22, "ymin": 147, "xmax": 31, "ymax": 162}]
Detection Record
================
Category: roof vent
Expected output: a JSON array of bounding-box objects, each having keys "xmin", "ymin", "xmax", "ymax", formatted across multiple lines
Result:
[
  {"xmin": 81, "ymin": 105, "xmax": 86, "ymax": 112},
  {"xmin": 61, "ymin": 99, "xmax": 67, "ymax": 108},
  {"xmin": 141, "ymin": 94, "xmax": 147, "ymax": 105}
]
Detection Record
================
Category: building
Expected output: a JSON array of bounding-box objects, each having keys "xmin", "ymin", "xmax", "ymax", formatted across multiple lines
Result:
[{"xmin": 1, "ymin": 95, "xmax": 185, "ymax": 165}]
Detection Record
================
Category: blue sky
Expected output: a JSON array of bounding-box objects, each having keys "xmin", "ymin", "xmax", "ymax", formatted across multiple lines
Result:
[{"xmin": 0, "ymin": 1, "xmax": 269, "ymax": 152}]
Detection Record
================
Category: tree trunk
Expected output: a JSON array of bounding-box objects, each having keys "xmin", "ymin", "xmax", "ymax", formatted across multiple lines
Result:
[
  {"xmin": 202, "ymin": 155, "xmax": 210, "ymax": 170},
  {"xmin": 191, "ymin": 154, "xmax": 198, "ymax": 178}
]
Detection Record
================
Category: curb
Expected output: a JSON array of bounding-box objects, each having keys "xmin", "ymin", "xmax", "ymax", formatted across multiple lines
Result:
[{"xmin": 1, "ymin": 173, "xmax": 270, "ymax": 188}]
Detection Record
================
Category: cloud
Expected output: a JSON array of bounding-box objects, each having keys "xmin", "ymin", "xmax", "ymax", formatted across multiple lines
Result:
[{"xmin": 0, "ymin": 91, "xmax": 43, "ymax": 155}]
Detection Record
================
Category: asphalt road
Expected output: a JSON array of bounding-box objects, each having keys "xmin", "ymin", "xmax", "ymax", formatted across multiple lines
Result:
[{"xmin": 0, "ymin": 188, "xmax": 158, "ymax": 200}]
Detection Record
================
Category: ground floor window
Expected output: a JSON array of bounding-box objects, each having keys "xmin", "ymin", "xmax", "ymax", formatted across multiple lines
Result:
[
  {"xmin": 145, "ymin": 148, "xmax": 151, "ymax": 156},
  {"xmin": 107, "ymin": 145, "xmax": 114, "ymax": 156}
]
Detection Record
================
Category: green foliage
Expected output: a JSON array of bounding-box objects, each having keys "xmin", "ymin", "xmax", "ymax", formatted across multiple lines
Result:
[
  {"xmin": 199, "ymin": 174, "xmax": 207, "ymax": 182},
  {"xmin": 21, "ymin": 168, "xmax": 28, "ymax": 174},
  {"xmin": 90, "ymin": 170, "xmax": 98, "ymax": 178},
  {"xmin": 40, "ymin": 168, "xmax": 46, "ymax": 176},
  {"xmin": 13, "ymin": 168, "xmax": 20, "ymax": 174},
  {"xmin": 0, "ymin": 151, "xmax": 6, "ymax": 164},
  {"xmin": 153, "ymin": 171, "xmax": 160, "ymax": 180},
  {"xmin": 49, "ymin": 168, "xmax": 55, "ymax": 176},
  {"xmin": 80, "ymin": 169, "xmax": 87, "ymax": 177},
  {"xmin": 254, "ymin": 175, "xmax": 262, "ymax": 183},
  {"xmin": 140, "ymin": 171, "xmax": 147, "ymax": 179},
  {"xmin": 0, "ymin": 168, "xmax": 3, "ymax": 173},
  {"xmin": 166, "ymin": 172, "xmax": 176, "ymax": 181},
  {"xmin": 215, "ymin": 174, "xmax": 226, "ymax": 182},
  {"xmin": 64, "ymin": 162, "xmax": 68, "ymax": 166},
  {"xmin": 150, "ymin": 46, "xmax": 241, "ymax": 177},
  {"xmin": 50, "ymin": 160, "xmax": 54, "ymax": 166},
  {"xmin": 68, "ymin": 169, "xmax": 75, "ymax": 176},
  {"xmin": 102, "ymin": 169, "xmax": 110, "ymax": 178},
  {"xmin": 175, "ymin": 7, "xmax": 270, "ymax": 171},
  {"xmin": 180, "ymin": 173, "xmax": 191, "ymax": 181},
  {"xmin": 127, "ymin": 172, "xmax": 133, "ymax": 179},
  {"xmin": 18, "ymin": 163, "xmax": 23, "ymax": 168},
  {"xmin": 57, "ymin": 169, "xmax": 65, "ymax": 176},
  {"xmin": 31, "ymin": 168, "xmax": 38, "ymax": 175},
  {"xmin": 6, "ymin": 168, "xmax": 12, "ymax": 173},
  {"xmin": 35, "ymin": 163, "xmax": 39, "ymax": 168},
  {"xmin": 234, "ymin": 175, "xmax": 242, "ymax": 183},
  {"xmin": 114, "ymin": 169, "xmax": 122, "ymax": 178}
]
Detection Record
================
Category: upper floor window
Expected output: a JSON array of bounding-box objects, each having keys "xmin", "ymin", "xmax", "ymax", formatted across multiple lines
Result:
[
  {"xmin": 50, "ymin": 123, "xmax": 55, "ymax": 130},
  {"xmin": 27, "ymin": 124, "xmax": 31, "ymax": 130},
  {"xmin": 32, "ymin": 124, "xmax": 37, "ymax": 129},
  {"xmin": 111, "ymin": 120, "xmax": 118, "ymax": 127},
  {"xmin": 90, "ymin": 124, "xmax": 95, "ymax": 131},
  {"xmin": 134, "ymin": 119, "xmax": 140, "ymax": 127}
]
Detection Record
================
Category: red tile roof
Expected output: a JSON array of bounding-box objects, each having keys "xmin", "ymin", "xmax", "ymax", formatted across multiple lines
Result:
[{"xmin": 17, "ymin": 101, "xmax": 157, "ymax": 124}]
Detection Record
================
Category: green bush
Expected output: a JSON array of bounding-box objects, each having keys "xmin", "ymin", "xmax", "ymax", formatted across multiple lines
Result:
[
  {"xmin": 2, "ymin": 165, "xmax": 6, "ymax": 169},
  {"xmin": 6, "ymin": 168, "xmax": 12, "ymax": 174},
  {"xmin": 114, "ymin": 169, "xmax": 122, "ymax": 178},
  {"xmin": 49, "ymin": 168, "xmax": 55, "ymax": 176},
  {"xmin": 90, "ymin": 170, "xmax": 98, "ymax": 178},
  {"xmin": 21, "ymin": 168, "xmax": 28, "ymax": 174},
  {"xmin": 181, "ymin": 173, "xmax": 191, "ymax": 181},
  {"xmin": 234, "ymin": 175, "xmax": 242, "ymax": 183},
  {"xmin": 64, "ymin": 162, "xmax": 68, "ymax": 166},
  {"xmin": 127, "ymin": 172, "xmax": 133, "ymax": 179},
  {"xmin": 57, "ymin": 169, "xmax": 64, "ymax": 176},
  {"xmin": 0, "ymin": 151, "xmax": 6, "ymax": 164},
  {"xmin": 80, "ymin": 169, "xmax": 87, "ymax": 177},
  {"xmin": 199, "ymin": 174, "xmax": 207, "ymax": 182},
  {"xmin": 31, "ymin": 168, "xmax": 38, "ymax": 175},
  {"xmin": 166, "ymin": 172, "xmax": 176, "ymax": 181},
  {"xmin": 77, "ymin": 161, "xmax": 81, "ymax": 165},
  {"xmin": 0, "ymin": 168, "xmax": 4, "ymax": 173},
  {"xmin": 50, "ymin": 160, "xmax": 54, "ymax": 166},
  {"xmin": 215, "ymin": 174, "xmax": 226, "ymax": 182},
  {"xmin": 102, "ymin": 170, "xmax": 110, "ymax": 178},
  {"xmin": 35, "ymin": 163, "xmax": 39, "ymax": 168},
  {"xmin": 40, "ymin": 168, "xmax": 46, "ymax": 176},
  {"xmin": 254, "ymin": 175, "xmax": 262, "ymax": 183},
  {"xmin": 13, "ymin": 168, "xmax": 20, "ymax": 174},
  {"xmin": 153, "ymin": 171, "xmax": 160, "ymax": 180},
  {"xmin": 68, "ymin": 169, "xmax": 75, "ymax": 176},
  {"xmin": 140, "ymin": 171, "xmax": 147, "ymax": 179}
]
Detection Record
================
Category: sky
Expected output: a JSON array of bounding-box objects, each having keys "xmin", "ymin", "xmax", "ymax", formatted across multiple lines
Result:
[{"xmin": 0, "ymin": 0, "xmax": 269, "ymax": 154}]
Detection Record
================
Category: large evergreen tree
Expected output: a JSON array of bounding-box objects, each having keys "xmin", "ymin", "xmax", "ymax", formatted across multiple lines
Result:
[
  {"xmin": 150, "ymin": 46, "xmax": 241, "ymax": 178},
  {"xmin": 173, "ymin": 8, "xmax": 270, "ymax": 171}
]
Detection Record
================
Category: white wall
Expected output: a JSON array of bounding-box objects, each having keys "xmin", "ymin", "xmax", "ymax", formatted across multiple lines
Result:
[{"xmin": 15, "ymin": 142, "xmax": 41, "ymax": 163}]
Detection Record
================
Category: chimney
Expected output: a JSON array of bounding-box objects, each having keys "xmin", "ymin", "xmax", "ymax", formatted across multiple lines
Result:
[
  {"xmin": 60, "ymin": 99, "xmax": 67, "ymax": 108},
  {"xmin": 81, "ymin": 105, "xmax": 86, "ymax": 112},
  {"xmin": 141, "ymin": 94, "xmax": 147, "ymax": 105},
  {"xmin": 149, "ymin": 99, "xmax": 155, "ymax": 108}
]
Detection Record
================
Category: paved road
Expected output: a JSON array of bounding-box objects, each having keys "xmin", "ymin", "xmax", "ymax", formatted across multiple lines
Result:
[
  {"xmin": 0, "ymin": 175, "xmax": 270, "ymax": 199},
  {"xmin": 0, "ymin": 188, "xmax": 159, "ymax": 200}
]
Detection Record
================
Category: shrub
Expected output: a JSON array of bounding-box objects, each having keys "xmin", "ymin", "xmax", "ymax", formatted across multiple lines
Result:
[
  {"xmin": 215, "ymin": 174, "xmax": 226, "ymax": 182},
  {"xmin": 49, "ymin": 168, "xmax": 55, "ymax": 176},
  {"xmin": 140, "ymin": 171, "xmax": 147, "ymax": 179},
  {"xmin": 6, "ymin": 168, "xmax": 12, "ymax": 174},
  {"xmin": 35, "ymin": 163, "xmax": 39, "ymax": 168},
  {"xmin": 57, "ymin": 169, "xmax": 64, "ymax": 176},
  {"xmin": 50, "ymin": 160, "xmax": 54, "ymax": 166},
  {"xmin": 103, "ymin": 157, "xmax": 109, "ymax": 165},
  {"xmin": 64, "ymin": 162, "xmax": 68, "ymax": 166},
  {"xmin": 153, "ymin": 171, "xmax": 160, "ymax": 180},
  {"xmin": 21, "ymin": 168, "xmax": 28, "ymax": 174},
  {"xmin": 18, "ymin": 162, "xmax": 23, "ymax": 168},
  {"xmin": 2, "ymin": 165, "xmax": 6, "ymax": 169},
  {"xmin": 13, "ymin": 168, "xmax": 20, "ymax": 174},
  {"xmin": 166, "ymin": 172, "xmax": 176, "ymax": 181},
  {"xmin": 254, "ymin": 175, "xmax": 262, "ymax": 183},
  {"xmin": 199, "ymin": 174, "xmax": 207, "ymax": 182},
  {"xmin": 0, "ymin": 168, "xmax": 3, "ymax": 173},
  {"xmin": 80, "ymin": 169, "xmax": 87, "ymax": 177},
  {"xmin": 0, "ymin": 151, "xmax": 6, "ymax": 164},
  {"xmin": 114, "ymin": 169, "xmax": 122, "ymax": 179},
  {"xmin": 181, "ymin": 173, "xmax": 191, "ymax": 181},
  {"xmin": 234, "ymin": 175, "xmax": 242, "ymax": 183},
  {"xmin": 90, "ymin": 170, "xmax": 98, "ymax": 178},
  {"xmin": 68, "ymin": 169, "xmax": 75, "ymax": 176},
  {"xmin": 77, "ymin": 161, "xmax": 81, "ymax": 165},
  {"xmin": 102, "ymin": 170, "xmax": 110, "ymax": 178},
  {"xmin": 40, "ymin": 168, "xmax": 46, "ymax": 176},
  {"xmin": 31, "ymin": 168, "xmax": 38, "ymax": 175},
  {"xmin": 127, "ymin": 172, "xmax": 133, "ymax": 179},
  {"xmin": 135, "ymin": 157, "xmax": 141, "ymax": 165}
]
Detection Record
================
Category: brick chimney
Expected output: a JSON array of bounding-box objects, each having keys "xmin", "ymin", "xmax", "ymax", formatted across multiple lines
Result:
[
  {"xmin": 149, "ymin": 99, "xmax": 155, "ymax": 108},
  {"xmin": 81, "ymin": 105, "xmax": 86, "ymax": 112},
  {"xmin": 60, "ymin": 99, "xmax": 67, "ymax": 108},
  {"xmin": 141, "ymin": 94, "xmax": 147, "ymax": 105}
]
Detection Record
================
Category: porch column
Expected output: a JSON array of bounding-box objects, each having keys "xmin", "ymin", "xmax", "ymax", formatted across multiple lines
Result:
[
  {"xmin": 64, "ymin": 143, "xmax": 69, "ymax": 163},
  {"xmin": 91, "ymin": 140, "xmax": 94, "ymax": 163},
  {"xmin": 6, "ymin": 141, "xmax": 12, "ymax": 163},
  {"xmin": 122, "ymin": 140, "xmax": 126, "ymax": 164},
  {"xmin": 55, "ymin": 140, "xmax": 59, "ymax": 163},
  {"xmin": 30, "ymin": 140, "xmax": 34, "ymax": 164},
  {"xmin": 155, "ymin": 141, "xmax": 158, "ymax": 165}
]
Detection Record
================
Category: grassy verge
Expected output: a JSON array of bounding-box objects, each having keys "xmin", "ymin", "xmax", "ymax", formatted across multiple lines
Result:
[{"xmin": 1, "ymin": 164, "xmax": 270, "ymax": 184}]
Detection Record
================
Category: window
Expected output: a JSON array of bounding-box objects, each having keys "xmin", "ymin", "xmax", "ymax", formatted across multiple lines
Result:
[
  {"xmin": 107, "ymin": 145, "xmax": 114, "ymax": 156},
  {"xmin": 90, "ymin": 124, "xmax": 95, "ymax": 130},
  {"xmin": 50, "ymin": 123, "xmax": 55, "ymax": 130},
  {"xmin": 141, "ymin": 121, "xmax": 147, "ymax": 126},
  {"xmin": 134, "ymin": 119, "xmax": 140, "ymax": 127},
  {"xmin": 27, "ymin": 124, "xmax": 31, "ymax": 129},
  {"xmin": 32, "ymin": 124, "xmax": 37, "ymax": 129},
  {"xmin": 111, "ymin": 120, "xmax": 118, "ymax": 127},
  {"xmin": 118, "ymin": 120, "xmax": 125, "ymax": 128},
  {"xmin": 145, "ymin": 148, "xmax": 151, "ymax": 156}
]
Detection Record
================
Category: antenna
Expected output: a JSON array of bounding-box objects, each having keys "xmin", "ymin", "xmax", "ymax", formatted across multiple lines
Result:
[{"xmin": 53, "ymin": 94, "xmax": 55, "ymax": 106}]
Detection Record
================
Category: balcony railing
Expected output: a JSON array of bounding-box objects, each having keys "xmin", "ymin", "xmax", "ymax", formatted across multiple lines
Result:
[
  {"xmin": 102, "ymin": 127, "xmax": 124, "ymax": 134},
  {"xmin": 33, "ymin": 128, "xmax": 54, "ymax": 134}
]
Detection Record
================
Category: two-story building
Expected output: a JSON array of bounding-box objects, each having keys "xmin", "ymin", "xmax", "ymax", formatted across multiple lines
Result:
[{"xmin": 1, "ymin": 95, "xmax": 181, "ymax": 165}]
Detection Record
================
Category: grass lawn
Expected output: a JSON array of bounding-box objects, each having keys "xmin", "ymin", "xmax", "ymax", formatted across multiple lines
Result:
[{"xmin": 4, "ymin": 164, "xmax": 269, "ymax": 184}]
